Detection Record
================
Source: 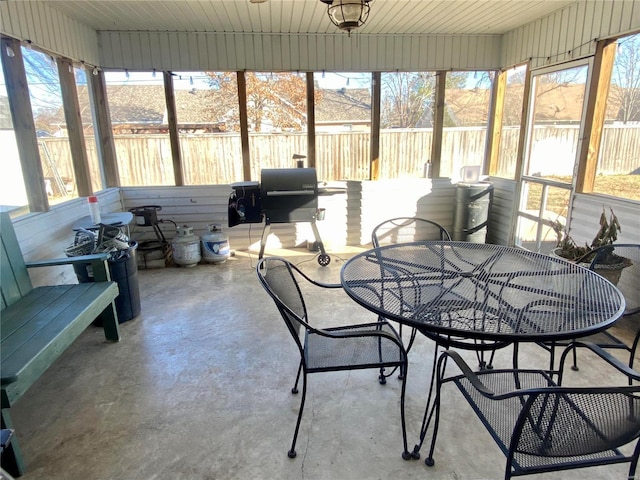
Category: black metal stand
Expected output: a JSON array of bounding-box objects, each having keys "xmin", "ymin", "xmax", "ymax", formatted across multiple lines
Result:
[{"xmin": 258, "ymin": 212, "xmax": 331, "ymax": 266}]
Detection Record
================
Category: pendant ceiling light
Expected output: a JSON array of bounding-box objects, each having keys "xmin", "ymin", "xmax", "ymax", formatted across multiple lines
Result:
[{"xmin": 320, "ymin": 0, "xmax": 371, "ymax": 36}]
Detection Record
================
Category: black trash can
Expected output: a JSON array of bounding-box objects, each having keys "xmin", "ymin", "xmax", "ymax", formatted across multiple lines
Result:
[
  {"xmin": 453, "ymin": 182, "xmax": 493, "ymax": 243},
  {"xmin": 73, "ymin": 241, "xmax": 141, "ymax": 323}
]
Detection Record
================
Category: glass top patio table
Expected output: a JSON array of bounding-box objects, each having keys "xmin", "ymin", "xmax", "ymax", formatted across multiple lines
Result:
[{"xmin": 340, "ymin": 241, "xmax": 625, "ymax": 344}]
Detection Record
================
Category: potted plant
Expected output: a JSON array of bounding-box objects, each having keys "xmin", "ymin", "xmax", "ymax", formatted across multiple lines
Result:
[{"xmin": 551, "ymin": 207, "xmax": 631, "ymax": 283}]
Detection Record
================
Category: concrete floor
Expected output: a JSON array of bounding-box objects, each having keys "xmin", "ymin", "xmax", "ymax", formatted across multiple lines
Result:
[{"xmin": 10, "ymin": 248, "xmax": 640, "ymax": 480}]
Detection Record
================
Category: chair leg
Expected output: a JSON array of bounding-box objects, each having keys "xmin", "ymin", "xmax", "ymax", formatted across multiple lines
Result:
[
  {"xmin": 629, "ymin": 330, "xmax": 640, "ymax": 386},
  {"xmin": 425, "ymin": 353, "xmax": 448, "ymax": 467},
  {"xmin": 292, "ymin": 360, "xmax": 303, "ymax": 394},
  {"xmin": 571, "ymin": 342, "xmax": 579, "ymax": 371},
  {"xmin": 548, "ymin": 342, "xmax": 556, "ymax": 375},
  {"xmin": 412, "ymin": 342, "xmax": 442, "ymax": 460},
  {"xmin": 399, "ymin": 360, "xmax": 411, "ymax": 460},
  {"xmin": 376, "ymin": 320, "xmax": 402, "ymax": 384},
  {"xmin": 628, "ymin": 435, "xmax": 640, "ymax": 480},
  {"xmin": 288, "ymin": 370, "xmax": 307, "ymax": 458}
]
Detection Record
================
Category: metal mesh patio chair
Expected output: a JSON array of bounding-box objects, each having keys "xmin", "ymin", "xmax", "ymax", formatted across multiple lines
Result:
[
  {"xmin": 371, "ymin": 217, "xmax": 452, "ymax": 367},
  {"xmin": 371, "ymin": 217, "xmax": 451, "ymax": 248},
  {"xmin": 539, "ymin": 244, "xmax": 640, "ymax": 376},
  {"xmin": 256, "ymin": 256, "xmax": 411, "ymax": 460},
  {"xmin": 371, "ymin": 217, "xmax": 499, "ymax": 375},
  {"xmin": 426, "ymin": 343, "xmax": 640, "ymax": 479}
]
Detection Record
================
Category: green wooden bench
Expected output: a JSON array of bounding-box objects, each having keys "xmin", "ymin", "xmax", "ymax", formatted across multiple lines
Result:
[{"xmin": 1, "ymin": 212, "xmax": 121, "ymax": 476}]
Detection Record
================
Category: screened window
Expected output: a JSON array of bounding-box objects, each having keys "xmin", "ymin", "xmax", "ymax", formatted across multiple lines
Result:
[
  {"xmin": 441, "ymin": 71, "xmax": 494, "ymax": 180},
  {"xmin": 0, "ymin": 43, "xmax": 27, "ymax": 210},
  {"xmin": 75, "ymin": 65, "xmax": 103, "ymax": 193},
  {"xmin": 379, "ymin": 72, "xmax": 436, "ymax": 179},
  {"xmin": 594, "ymin": 33, "xmax": 640, "ymax": 201},
  {"xmin": 173, "ymin": 71, "xmax": 242, "ymax": 185},
  {"xmin": 244, "ymin": 72, "xmax": 309, "ymax": 178},
  {"xmin": 24, "ymin": 47, "xmax": 77, "ymax": 203},
  {"xmin": 313, "ymin": 72, "xmax": 371, "ymax": 181},
  {"xmin": 105, "ymin": 71, "xmax": 173, "ymax": 186},
  {"xmin": 494, "ymin": 65, "xmax": 527, "ymax": 179}
]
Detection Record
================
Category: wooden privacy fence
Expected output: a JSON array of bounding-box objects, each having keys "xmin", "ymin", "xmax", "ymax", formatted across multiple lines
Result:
[{"xmin": 40, "ymin": 125, "xmax": 640, "ymax": 186}]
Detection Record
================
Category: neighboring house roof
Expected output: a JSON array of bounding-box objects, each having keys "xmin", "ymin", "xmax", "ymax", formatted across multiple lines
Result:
[
  {"xmin": 315, "ymin": 88, "xmax": 371, "ymax": 123},
  {"xmin": 64, "ymin": 85, "xmax": 372, "ymax": 128},
  {"xmin": 48, "ymin": 83, "xmax": 635, "ymax": 131},
  {"xmin": 95, "ymin": 84, "xmax": 219, "ymax": 124},
  {"xmin": 446, "ymin": 84, "xmax": 626, "ymax": 126}
]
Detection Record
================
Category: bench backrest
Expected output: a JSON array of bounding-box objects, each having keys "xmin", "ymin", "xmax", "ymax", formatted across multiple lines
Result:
[{"xmin": 1, "ymin": 213, "xmax": 33, "ymax": 310}]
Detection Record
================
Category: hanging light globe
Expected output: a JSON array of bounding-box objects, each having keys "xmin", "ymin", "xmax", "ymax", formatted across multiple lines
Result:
[{"xmin": 320, "ymin": 0, "xmax": 371, "ymax": 36}]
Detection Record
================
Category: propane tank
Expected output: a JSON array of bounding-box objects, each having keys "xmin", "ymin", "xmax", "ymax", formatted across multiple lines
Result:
[
  {"xmin": 171, "ymin": 225, "xmax": 201, "ymax": 267},
  {"xmin": 201, "ymin": 223, "xmax": 231, "ymax": 264}
]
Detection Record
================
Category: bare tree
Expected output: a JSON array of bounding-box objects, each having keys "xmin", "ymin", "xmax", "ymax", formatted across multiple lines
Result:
[
  {"xmin": 205, "ymin": 72, "xmax": 317, "ymax": 132},
  {"xmin": 609, "ymin": 33, "xmax": 640, "ymax": 123},
  {"xmin": 380, "ymin": 72, "xmax": 436, "ymax": 128},
  {"xmin": 444, "ymin": 71, "xmax": 494, "ymax": 127},
  {"xmin": 23, "ymin": 47, "xmax": 65, "ymax": 134}
]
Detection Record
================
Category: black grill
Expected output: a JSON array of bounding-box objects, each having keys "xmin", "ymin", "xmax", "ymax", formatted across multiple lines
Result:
[
  {"xmin": 228, "ymin": 168, "xmax": 332, "ymax": 266},
  {"xmin": 261, "ymin": 168, "xmax": 319, "ymax": 223}
]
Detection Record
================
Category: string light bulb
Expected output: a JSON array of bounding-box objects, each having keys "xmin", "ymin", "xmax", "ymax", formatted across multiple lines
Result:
[
  {"xmin": 5, "ymin": 45, "xmax": 15, "ymax": 58},
  {"xmin": 92, "ymin": 67, "xmax": 99, "ymax": 76}
]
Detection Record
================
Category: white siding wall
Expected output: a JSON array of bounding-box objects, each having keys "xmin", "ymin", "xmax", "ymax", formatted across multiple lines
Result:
[
  {"xmin": 502, "ymin": 0, "xmax": 640, "ymax": 70},
  {"xmin": 569, "ymin": 194, "xmax": 640, "ymax": 246},
  {"xmin": 486, "ymin": 177, "xmax": 517, "ymax": 246},
  {"xmin": 11, "ymin": 188, "xmax": 123, "ymax": 286},
  {"xmin": 0, "ymin": 1, "xmax": 99, "ymax": 64},
  {"xmin": 119, "ymin": 180, "xmax": 458, "ymax": 253},
  {"xmin": 2, "ymin": 1, "xmax": 639, "ymax": 74},
  {"xmin": 98, "ymin": 32, "xmax": 501, "ymax": 71}
]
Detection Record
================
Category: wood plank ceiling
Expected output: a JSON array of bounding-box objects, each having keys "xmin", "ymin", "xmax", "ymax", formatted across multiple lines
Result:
[{"xmin": 44, "ymin": 0, "xmax": 574, "ymax": 35}]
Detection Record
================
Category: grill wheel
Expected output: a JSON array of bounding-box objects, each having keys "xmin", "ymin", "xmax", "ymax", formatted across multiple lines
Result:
[{"xmin": 318, "ymin": 253, "xmax": 331, "ymax": 266}]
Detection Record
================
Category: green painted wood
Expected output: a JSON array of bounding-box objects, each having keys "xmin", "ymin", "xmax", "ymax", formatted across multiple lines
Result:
[
  {"xmin": 0, "ymin": 211, "xmax": 121, "ymax": 475},
  {"xmin": 1, "ymin": 282, "xmax": 119, "ymax": 404},
  {"xmin": 1, "ymin": 213, "xmax": 33, "ymax": 307},
  {"xmin": 1, "ymin": 408, "xmax": 25, "ymax": 476}
]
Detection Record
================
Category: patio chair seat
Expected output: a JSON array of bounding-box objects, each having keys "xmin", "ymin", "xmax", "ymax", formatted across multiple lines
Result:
[
  {"xmin": 305, "ymin": 323, "xmax": 405, "ymax": 371},
  {"xmin": 426, "ymin": 345, "xmax": 640, "ymax": 479}
]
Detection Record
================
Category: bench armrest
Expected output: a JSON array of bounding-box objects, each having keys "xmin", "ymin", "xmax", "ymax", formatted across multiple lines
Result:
[{"xmin": 25, "ymin": 253, "xmax": 112, "ymax": 282}]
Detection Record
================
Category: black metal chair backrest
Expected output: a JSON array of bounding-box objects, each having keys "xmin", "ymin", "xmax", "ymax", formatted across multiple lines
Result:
[
  {"xmin": 589, "ymin": 244, "xmax": 640, "ymax": 316},
  {"xmin": 256, "ymin": 257, "xmax": 309, "ymax": 350},
  {"xmin": 371, "ymin": 217, "xmax": 451, "ymax": 247}
]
